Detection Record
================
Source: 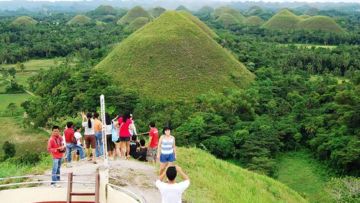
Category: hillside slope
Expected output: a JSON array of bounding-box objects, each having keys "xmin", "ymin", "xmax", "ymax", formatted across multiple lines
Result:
[
  {"xmin": 177, "ymin": 147, "xmax": 307, "ymax": 203},
  {"xmin": 96, "ymin": 11, "xmax": 254, "ymax": 100}
]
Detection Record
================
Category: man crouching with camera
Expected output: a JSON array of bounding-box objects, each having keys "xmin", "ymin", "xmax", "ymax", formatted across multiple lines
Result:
[{"xmin": 47, "ymin": 125, "xmax": 65, "ymax": 187}]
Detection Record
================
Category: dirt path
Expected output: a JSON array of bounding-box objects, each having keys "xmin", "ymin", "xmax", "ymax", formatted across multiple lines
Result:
[{"xmin": 39, "ymin": 158, "xmax": 161, "ymax": 203}]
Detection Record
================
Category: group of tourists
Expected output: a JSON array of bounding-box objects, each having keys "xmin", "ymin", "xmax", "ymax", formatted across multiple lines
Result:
[{"xmin": 47, "ymin": 111, "xmax": 190, "ymax": 202}]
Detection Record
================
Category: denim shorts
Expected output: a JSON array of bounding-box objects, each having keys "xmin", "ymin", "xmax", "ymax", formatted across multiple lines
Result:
[{"xmin": 160, "ymin": 153, "xmax": 175, "ymax": 163}]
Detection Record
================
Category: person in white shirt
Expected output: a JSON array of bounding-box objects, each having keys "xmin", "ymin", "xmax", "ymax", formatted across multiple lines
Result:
[{"xmin": 155, "ymin": 165, "xmax": 190, "ymax": 203}]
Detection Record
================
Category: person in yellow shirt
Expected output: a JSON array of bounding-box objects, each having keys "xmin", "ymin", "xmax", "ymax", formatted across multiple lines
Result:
[{"xmin": 93, "ymin": 112, "xmax": 103, "ymax": 157}]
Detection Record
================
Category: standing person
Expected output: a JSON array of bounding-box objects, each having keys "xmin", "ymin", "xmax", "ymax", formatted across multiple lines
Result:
[
  {"xmin": 47, "ymin": 126, "xmax": 65, "ymax": 187},
  {"xmin": 129, "ymin": 114, "xmax": 137, "ymax": 137},
  {"xmin": 105, "ymin": 113, "xmax": 115, "ymax": 159},
  {"xmin": 73, "ymin": 126, "xmax": 84, "ymax": 161},
  {"xmin": 118, "ymin": 113, "xmax": 132, "ymax": 159},
  {"xmin": 82, "ymin": 112, "xmax": 96, "ymax": 163},
  {"xmin": 157, "ymin": 127, "xmax": 176, "ymax": 175},
  {"xmin": 112, "ymin": 114, "xmax": 121, "ymax": 159},
  {"xmin": 93, "ymin": 112, "xmax": 103, "ymax": 158},
  {"xmin": 64, "ymin": 122, "xmax": 85, "ymax": 166},
  {"xmin": 147, "ymin": 122, "xmax": 159, "ymax": 164},
  {"xmin": 156, "ymin": 165, "xmax": 190, "ymax": 203}
]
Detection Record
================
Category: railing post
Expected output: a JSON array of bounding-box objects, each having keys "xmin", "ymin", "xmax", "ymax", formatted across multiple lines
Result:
[
  {"xmin": 95, "ymin": 172, "xmax": 100, "ymax": 203},
  {"xmin": 67, "ymin": 172, "xmax": 73, "ymax": 203}
]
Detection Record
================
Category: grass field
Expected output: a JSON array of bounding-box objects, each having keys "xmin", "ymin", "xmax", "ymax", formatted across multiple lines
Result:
[
  {"xmin": 0, "ymin": 117, "xmax": 48, "ymax": 158},
  {"xmin": 279, "ymin": 43, "xmax": 337, "ymax": 49},
  {"xmin": 177, "ymin": 147, "xmax": 306, "ymax": 203},
  {"xmin": 1, "ymin": 58, "xmax": 62, "ymax": 90},
  {"xmin": 0, "ymin": 94, "xmax": 30, "ymax": 111},
  {"xmin": 276, "ymin": 150, "xmax": 334, "ymax": 203}
]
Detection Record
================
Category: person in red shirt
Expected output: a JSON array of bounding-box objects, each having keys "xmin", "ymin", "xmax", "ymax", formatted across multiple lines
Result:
[
  {"xmin": 64, "ymin": 122, "xmax": 85, "ymax": 165},
  {"xmin": 147, "ymin": 122, "xmax": 159, "ymax": 164},
  {"xmin": 118, "ymin": 113, "xmax": 132, "ymax": 159},
  {"xmin": 47, "ymin": 126, "xmax": 65, "ymax": 187}
]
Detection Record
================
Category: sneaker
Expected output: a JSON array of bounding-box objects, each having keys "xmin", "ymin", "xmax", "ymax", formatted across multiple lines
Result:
[{"xmin": 51, "ymin": 184, "xmax": 61, "ymax": 188}]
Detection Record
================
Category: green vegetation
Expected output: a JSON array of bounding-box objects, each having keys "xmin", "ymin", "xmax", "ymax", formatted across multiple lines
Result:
[
  {"xmin": 276, "ymin": 150, "xmax": 334, "ymax": 202},
  {"xmin": 117, "ymin": 6, "xmax": 152, "ymax": 25},
  {"xmin": 244, "ymin": 16, "xmax": 264, "ymax": 26},
  {"xmin": 213, "ymin": 7, "xmax": 245, "ymax": 23},
  {"xmin": 298, "ymin": 16, "xmax": 344, "ymax": 33},
  {"xmin": 176, "ymin": 5, "xmax": 191, "ymax": 12},
  {"xmin": 11, "ymin": 16, "xmax": 37, "ymax": 27},
  {"xmin": 0, "ymin": 94, "xmax": 29, "ymax": 112},
  {"xmin": 263, "ymin": 9, "xmax": 344, "ymax": 33},
  {"xmin": 262, "ymin": 9, "xmax": 301, "ymax": 30},
  {"xmin": 177, "ymin": 147, "xmax": 307, "ymax": 203},
  {"xmin": 149, "ymin": 7, "xmax": 166, "ymax": 18},
  {"xmin": 89, "ymin": 5, "xmax": 118, "ymax": 16},
  {"xmin": 67, "ymin": 15, "xmax": 92, "ymax": 26},
  {"xmin": 216, "ymin": 13, "xmax": 241, "ymax": 28},
  {"xmin": 97, "ymin": 11, "xmax": 254, "ymax": 100},
  {"xmin": 125, "ymin": 17, "xmax": 150, "ymax": 32},
  {"xmin": 0, "ymin": 117, "xmax": 48, "ymax": 158}
]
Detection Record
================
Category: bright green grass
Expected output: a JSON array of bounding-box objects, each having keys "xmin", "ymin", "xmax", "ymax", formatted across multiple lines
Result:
[
  {"xmin": 97, "ymin": 11, "xmax": 254, "ymax": 100},
  {"xmin": 3, "ymin": 58, "xmax": 60, "ymax": 71},
  {"xmin": 276, "ymin": 150, "xmax": 334, "ymax": 203},
  {"xmin": 279, "ymin": 44, "xmax": 337, "ymax": 49},
  {"xmin": 177, "ymin": 147, "xmax": 307, "ymax": 203},
  {"xmin": 297, "ymin": 16, "xmax": 344, "ymax": 34},
  {"xmin": 0, "ymin": 117, "xmax": 48, "ymax": 158},
  {"xmin": 0, "ymin": 94, "xmax": 30, "ymax": 111},
  {"xmin": 263, "ymin": 9, "xmax": 301, "ymax": 30}
]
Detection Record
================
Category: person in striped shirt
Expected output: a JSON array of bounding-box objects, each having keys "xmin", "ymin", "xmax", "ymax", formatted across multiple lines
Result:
[{"xmin": 157, "ymin": 126, "xmax": 177, "ymax": 175}]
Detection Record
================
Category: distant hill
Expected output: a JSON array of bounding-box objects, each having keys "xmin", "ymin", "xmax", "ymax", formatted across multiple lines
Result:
[
  {"xmin": 262, "ymin": 9, "xmax": 301, "ymax": 30},
  {"xmin": 216, "ymin": 13, "xmax": 241, "ymax": 28},
  {"xmin": 177, "ymin": 147, "xmax": 307, "ymax": 203},
  {"xmin": 263, "ymin": 9, "xmax": 344, "ymax": 33},
  {"xmin": 214, "ymin": 7, "xmax": 245, "ymax": 23},
  {"xmin": 88, "ymin": 5, "xmax": 117, "ymax": 16},
  {"xmin": 244, "ymin": 16, "xmax": 264, "ymax": 26},
  {"xmin": 11, "ymin": 16, "xmax": 37, "ymax": 26},
  {"xmin": 117, "ymin": 6, "xmax": 152, "ymax": 25},
  {"xmin": 96, "ymin": 11, "xmax": 254, "ymax": 100},
  {"xmin": 125, "ymin": 17, "xmax": 150, "ymax": 32},
  {"xmin": 297, "ymin": 16, "xmax": 344, "ymax": 33},
  {"xmin": 176, "ymin": 5, "xmax": 191, "ymax": 12},
  {"xmin": 149, "ymin": 7, "xmax": 166, "ymax": 18},
  {"xmin": 67, "ymin": 15, "xmax": 92, "ymax": 26}
]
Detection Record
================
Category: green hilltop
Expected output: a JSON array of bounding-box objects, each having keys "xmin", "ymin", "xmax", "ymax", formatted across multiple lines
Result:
[
  {"xmin": 244, "ymin": 16, "xmax": 264, "ymax": 26},
  {"xmin": 216, "ymin": 13, "xmax": 241, "ymax": 28},
  {"xmin": 89, "ymin": 5, "xmax": 117, "ymax": 16},
  {"xmin": 262, "ymin": 9, "xmax": 301, "ymax": 30},
  {"xmin": 117, "ymin": 6, "xmax": 152, "ymax": 25},
  {"xmin": 96, "ymin": 11, "xmax": 254, "ymax": 100},
  {"xmin": 67, "ymin": 15, "xmax": 92, "ymax": 26},
  {"xmin": 149, "ymin": 7, "xmax": 166, "ymax": 18},
  {"xmin": 177, "ymin": 147, "xmax": 307, "ymax": 203},
  {"xmin": 297, "ymin": 16, "xmax": 344, "ymax": 33},
  {"xmin": 11, "ymin": 16, "xmax": 38, "ymax": 26},
  {"xmin": 213, "ymin": 7, "xmax": 245, "ymax": 23},
  {"xmin": 125, "ymin": 17, "xmax": 150, "ymax": 32},
  {"xmin": 263, "ymin": 9, "xmax": 344, "ymax": 33}
]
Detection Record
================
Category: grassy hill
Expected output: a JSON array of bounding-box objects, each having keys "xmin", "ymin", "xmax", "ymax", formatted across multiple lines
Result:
[
  {"xmin": 149, "ymin": 7, "xmax": 166, "ymax": 18},
  {"xmin": 125, "ymin": 17, "xmax": 150, "ymax": 32},
  {"xmin": 244, "ymin": 16, "xmax": 264, "ymax": 26},
  {"xmin": 262, "ymin": 9, "xmax": 301, "ymax": 30},
  {"xmin": 11, "ymin": 16, "xmax": 37, "ymax": 26},
  {"xmin": 263, "ymin": 9, "xmax": 344, "ymax": 33},
  {"xmin": 297, "ymin": 16, "xmax": 344, "ymax": 33},
  {"xmin": 117, "ymin": 6, "xmax": 152, "ymax": 25},
  {"xmin": 67, "ymin": 15, "xmax": 92, "ymax": 26},
  {"xmin": 177, "ymin": 147, "xmax": 307, "ymax": 203},
  {"xmin": 96, "ymin": 11, "xmax": 254, "ymax": 100},
  {"xmin": 90, "ymin": 5, "xmax": 117, "ymax": 16},
  {"xmin": 178, "ymin": 11, "xmax": 218, "ymax": 39},
  {"xmin": 216, "ymin": 13, "xmax": 241, "ymax": 28},
  {"xmin": 176, "ymin": 5, "xmax": 191, "ymax": 12},
  {"xmin": 214, "ymin": 7, "xmax": 245, "ymax": 23}
]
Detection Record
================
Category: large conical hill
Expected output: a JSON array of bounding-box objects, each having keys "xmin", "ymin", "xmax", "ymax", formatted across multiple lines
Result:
[{"xmin": 96, "ymin": 11, "xmax": 254, "ymax": 100}]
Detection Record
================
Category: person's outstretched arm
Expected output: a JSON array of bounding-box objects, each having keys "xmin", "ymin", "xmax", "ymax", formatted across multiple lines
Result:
[{"xmin": 175, "ymin": 165, "xmax": 189, "ymax": 181}]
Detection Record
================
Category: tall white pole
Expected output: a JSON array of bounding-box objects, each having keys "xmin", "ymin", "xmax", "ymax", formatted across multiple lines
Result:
[{"xmin": 100, "ymin": 94, "xmax": 108, "ymax": 167}]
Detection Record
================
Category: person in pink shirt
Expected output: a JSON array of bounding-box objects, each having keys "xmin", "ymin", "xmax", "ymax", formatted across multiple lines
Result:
[{"xmin": 118, "ymin": 113, "xmax": 132, "ymax": 159}]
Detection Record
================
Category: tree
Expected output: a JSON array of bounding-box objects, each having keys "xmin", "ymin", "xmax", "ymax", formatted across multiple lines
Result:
[
  {"xmin": 8, "ymin": 67, "xmax": 16, "ymax": 78},
  {"xmin": 2, "ymin": 141, "xmax": 16, "ymax": 159},
  {"xmin": 7, "ymin": 103, "xmax": 17, "ymax": 116}
]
